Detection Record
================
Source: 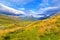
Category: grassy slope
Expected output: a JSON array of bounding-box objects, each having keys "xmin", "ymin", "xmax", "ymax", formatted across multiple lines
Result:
[
  {"xmin": 0, "ymin": 14, "xmax": 60, "ymax": 40},
  {"xmin": 0, "ymin": 14, "xmax": 32, "ymax": 40},
  {"xmin": 0, "ymin": 14, "xmax": 32, "ymax": 29}
]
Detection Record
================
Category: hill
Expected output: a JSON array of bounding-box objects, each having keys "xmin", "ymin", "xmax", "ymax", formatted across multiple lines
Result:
[{"xmin": 0, "ymin": 13, "xmax": 60, "ymax": 40}]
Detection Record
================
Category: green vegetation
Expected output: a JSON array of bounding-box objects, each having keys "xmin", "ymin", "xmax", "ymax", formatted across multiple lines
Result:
[
  {"xmin": 0, "ymin": 14, "xmax": 32, "ymax": 29},
  {"xmin": 0, "ymin": 14, "xmax": 60, "ymax": 40}
]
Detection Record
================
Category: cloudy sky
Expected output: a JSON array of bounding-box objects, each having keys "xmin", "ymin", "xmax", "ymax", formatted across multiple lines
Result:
[
  {"xmin": 0, "ymin": 0, "xmax": 58, "ymax": 10},
  {"xmin": 0, "ymin": 0, "xmax": 60, "ymax": 18},
  {"xmin": 0, "ymin": 0, "xmax": 46, "ymax": 10}
]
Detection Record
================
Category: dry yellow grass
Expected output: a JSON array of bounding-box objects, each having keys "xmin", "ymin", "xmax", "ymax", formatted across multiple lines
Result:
[
  {"xmin": 0, "ymin": 14, "xmax": 60, "ymax": 40},
  {"xmin": 25, "ymin": 13, "xmax": 60, "ymax": 36}
]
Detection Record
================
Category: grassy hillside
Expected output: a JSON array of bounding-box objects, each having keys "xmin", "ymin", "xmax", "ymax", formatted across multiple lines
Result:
[
  {"xmin": 0, "ymin": 13, "xmax": 60, "ymax": 40},
  {"xmin": 0, "ymin": 14, "xmax": 32, "ymax": 29}
]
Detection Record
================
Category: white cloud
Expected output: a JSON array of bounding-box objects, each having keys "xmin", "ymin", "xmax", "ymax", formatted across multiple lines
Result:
[
  {"xmin": 0, "ymin": 3, "xmax": 26, "ymax": 14},
  {"xmin": 38, "ymin": 7, "xmax": 60, "ymax": 14},
  {"xmin": 37, "ymin": 7, "xmax": 60, "ymax": 17}
]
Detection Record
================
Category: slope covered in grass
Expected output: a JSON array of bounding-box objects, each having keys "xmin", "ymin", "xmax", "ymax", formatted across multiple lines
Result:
[
  {"xmin": 0, "ymin": 14, "xmax": 33, "ymax": 40},
  {"xmin": 0, "ymin": 13, "xmax": 60, "ymax": 40},
  {"xmin": 0, "ymin": 14, "xmax": 32, "ymax": 30}
]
